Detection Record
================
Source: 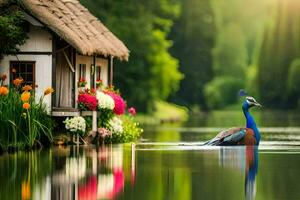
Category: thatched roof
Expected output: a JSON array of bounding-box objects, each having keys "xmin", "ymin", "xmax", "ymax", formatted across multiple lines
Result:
[{"xmin": 8, "ymin": 0, "xmax": 129, "ymax": 60}]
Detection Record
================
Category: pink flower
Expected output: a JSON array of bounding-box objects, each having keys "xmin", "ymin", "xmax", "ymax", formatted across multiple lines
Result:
[
  {"xmin": 78, "ymin": 93, "xmax": 98, "ymax": 111},
  {"xmin": 128, "ymin": 107, "xmax": 136, "ymax": 116},
  {"xmin": 98, "ymin": 128, "xmax": 112, "ymax": 138},
  {"xmin": 106, "ymin": 91, "xmax": 126, "ymax": 115},
  {"xmin": 78, "ymin": 176, "xmax": 97, "ymax": 200}
]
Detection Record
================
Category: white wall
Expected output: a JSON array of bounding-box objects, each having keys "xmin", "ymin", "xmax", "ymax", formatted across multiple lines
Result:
[
  {"xmin": 0, "ymin": 24, "xmax": 53, "ymax": 112},
  {"xmin": 19, "ymin": 25, "xmax": 52, "ymax": 52}
]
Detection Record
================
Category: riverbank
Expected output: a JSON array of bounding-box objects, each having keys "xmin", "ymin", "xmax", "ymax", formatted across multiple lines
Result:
[{"xmin": 136, "ymin": 101, "xmax": 189, "ymax": 125}]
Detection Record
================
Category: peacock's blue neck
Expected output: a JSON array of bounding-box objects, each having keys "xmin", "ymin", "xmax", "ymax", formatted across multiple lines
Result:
[{"xmin": 242, "ymin": 103, "xmax": 260, "ymax": 145}]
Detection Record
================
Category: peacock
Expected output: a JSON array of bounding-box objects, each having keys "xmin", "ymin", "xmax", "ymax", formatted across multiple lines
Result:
[{"xmin": 204, "ymin": 96, "xmax": 262, "ymax": 146}]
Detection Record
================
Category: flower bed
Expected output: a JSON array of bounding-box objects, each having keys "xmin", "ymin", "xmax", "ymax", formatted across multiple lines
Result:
[
  {"xmin": 65, "ymin": 86, "xmax": 143, "ymax": 144},
  {"xmin": 0, "ymin": 74, "xmax": 54, "ymax": 150}
]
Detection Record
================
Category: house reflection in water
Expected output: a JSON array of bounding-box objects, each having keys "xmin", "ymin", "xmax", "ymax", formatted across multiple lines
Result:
[
  {"xmin": 218, "ymin": 146, "xmax": 258, "ymax": 200},
  {"xmin": 49, "ymin": 144, "xmax": 136, "ymax": 200}
]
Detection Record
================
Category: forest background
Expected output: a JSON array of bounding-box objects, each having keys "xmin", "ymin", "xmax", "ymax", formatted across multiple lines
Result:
[{"xmin": 2, "ymin": 0, "xmax": 300, "ymax": 113}]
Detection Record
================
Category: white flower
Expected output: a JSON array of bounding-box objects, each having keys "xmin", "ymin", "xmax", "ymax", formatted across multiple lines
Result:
[
  {"xmin": 64, "ymin": 116, "xmax": 86, "ymax": 133},
  {"xmin": 96, "ymin": 91, "xmax": 115, "ymax": 110},
  {"xmin": 108, "ymin": 117, "xmax": 123, "ymax": 134}
]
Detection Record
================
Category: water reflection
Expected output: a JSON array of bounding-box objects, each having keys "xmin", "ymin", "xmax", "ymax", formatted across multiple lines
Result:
[
  {"xmin": 3, "ymin": 142, "xmax": 300, "ymax": 200},
  {"xmin": 52, "ymin": 145, "xmax": 135, "ymax": 200},
  {"xmin": 0, "ymin": 145, "xmax": 136, "ymax": 200},
  {"xmin": 219, "ymin": 146, "xmax": 258, "ymax": 200}
]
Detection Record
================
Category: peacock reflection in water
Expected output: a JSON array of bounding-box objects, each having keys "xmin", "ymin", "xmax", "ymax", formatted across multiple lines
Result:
[{"xmin": 218, "ymin": 146, "xmax": 258, "ymax": 200}]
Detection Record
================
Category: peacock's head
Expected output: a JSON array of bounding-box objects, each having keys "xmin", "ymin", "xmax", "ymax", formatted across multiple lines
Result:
[{"xmin": 243, "ymin": 96, "xmax": 262, "ymax": 109}]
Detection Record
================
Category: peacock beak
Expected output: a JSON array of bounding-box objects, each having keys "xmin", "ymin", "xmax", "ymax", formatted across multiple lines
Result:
[{"xmin": 254, "ymin": 102, "xmax": 262, "ymax": 107}]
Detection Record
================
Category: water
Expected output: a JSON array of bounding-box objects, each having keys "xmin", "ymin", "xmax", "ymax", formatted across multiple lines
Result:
[{"xmin": 0, "ymin": 110, "xmax": 300, "ymax": 200}]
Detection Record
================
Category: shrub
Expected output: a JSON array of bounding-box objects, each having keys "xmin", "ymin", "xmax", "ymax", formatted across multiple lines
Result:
[
  {"xmin": 204, "ymin": 77, "xmax": 244, "ymax": 109},
  {"xmin": 104, "ymin": 115, "xmax": 143, "ymax": 143}
]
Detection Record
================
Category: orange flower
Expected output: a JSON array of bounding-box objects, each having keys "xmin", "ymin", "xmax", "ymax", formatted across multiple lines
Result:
[
  {"xmin": 23, "ymin": 103, "xmax": 30, "ymax": 110},
  {"xmin": 22, "ymin": 85, "xmax": 32, "ymax": 91},
  {"xmin": 11, "ymin": 68, "xmax": 17, "ymax": 73},
  {"xmin": 0, "ymin": 86, "xmax": 9, "ymax": 96},
  {"xmin": 44, "ymin": 87, "xmax": 54, "ymax": 96},
  {"xmin": 13, "ymin": 78, "xmax": 23, "ymax": 86},
  {"xmin": 21, "ymin": 181, "xmax": 31, "ymax": 200},
  {"xmin": 21, "ymin": 91, "xmax": 30, "ymax": 102}
]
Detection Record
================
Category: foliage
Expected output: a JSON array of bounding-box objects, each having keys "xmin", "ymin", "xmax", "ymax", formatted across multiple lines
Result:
[
  {"xmin": 0, "ymin": 0, "xmax": 27, "ymax": 59},
  {"xmin": 107, "ymin": 116, "xmax": 123, "ymax": 134},
  {"xmin": 0, "ymin": 77, "xmax": 54, "ymax": 149},
  {"xmin": 245, "ymin": 65, "xmax": 259, "ymax": 98},
  {"xmin": 105, "ymin": 115, "xmax": 142, "ymax": 143},
  {"xmin": 80, "ymin": 0, "xmax": 182, "ymax": 112},
  {"xmin": 148, "ymin": 29, "xmax": 183, "ymax": 100},
  {"xmin": 84, "ymin": 116, "xmax": 93, "ymax": 132},
  {"xmin": 212, "ymin": 23, "xmax": 247, "ymax": 78},
  {"xmin": 204, "ymin": 77, "xmax": 244, "ymax": 109},
  {"xmin": 169, "ymin": 0, "xmax": 216, "ymax": 109},
  {"xmin": 257, "ymin": 0, "xmax": 300, "ymax": 109},
  {"xmin": 287, "ymin": 59, "xmax": 300, "ymax": 108}
]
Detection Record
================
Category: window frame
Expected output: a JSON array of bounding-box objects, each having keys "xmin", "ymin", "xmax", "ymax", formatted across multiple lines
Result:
[
  {"xmin": 96, "ymin": 65, "xmax": 101, "ymax": 81},
  {"xmin": 10, "ymin": 61, "xmax": 36, "ymax": 86},
  {"xmin": 79, "ymin": 64, "xmax": 86, "ymax": 80}
]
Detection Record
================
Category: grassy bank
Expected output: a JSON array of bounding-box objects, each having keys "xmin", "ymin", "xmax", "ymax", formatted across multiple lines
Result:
[{"xmin": 136, "ymin": 101, "xmax": 189, "ymax": 125}]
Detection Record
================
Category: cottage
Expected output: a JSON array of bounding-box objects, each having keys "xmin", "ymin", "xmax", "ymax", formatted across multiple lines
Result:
[{"xmin": 0, "ymin": 0, "xmax": 129, "ymax": 116}]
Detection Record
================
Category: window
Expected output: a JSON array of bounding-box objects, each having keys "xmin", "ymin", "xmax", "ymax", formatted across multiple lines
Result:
[
  {"xmin": 79, "ymin": 64, "xmax": 86, "ymax": 80},
  {"xmin": 96, "ymin": 65, "xmax": 101, "ymax": 81},
  {"xmin": 10, "ymin": 61, "xmax": 35, "ymax": 86}
]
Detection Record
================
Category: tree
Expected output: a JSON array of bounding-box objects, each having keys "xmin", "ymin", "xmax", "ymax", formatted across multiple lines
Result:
[
  {"xmin": 288, "ymin": 59, "xmax": 300, "ymax": 108},
  {"xmin": 80, "ymin": 0, "xmax": 182, "ymax": 112},
  {"xmin": 257, "ymin": 0, "xmax": 300, "ymax": 108},
  {"xmin": 0, "ymin": 0, "xmax": 27, "ymax": 59},
  {"xmin": 169, "ymin": 0, "xmax": 216, "ymax": 109},
  {"xmin": 204, "ymin": 0, "xmax": 273, "ymax": 109}
]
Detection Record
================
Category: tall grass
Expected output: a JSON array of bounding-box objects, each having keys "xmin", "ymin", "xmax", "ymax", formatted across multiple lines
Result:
[{"xmin": 0, "ymin": 78, "xmax": 54, "ymax": 150}]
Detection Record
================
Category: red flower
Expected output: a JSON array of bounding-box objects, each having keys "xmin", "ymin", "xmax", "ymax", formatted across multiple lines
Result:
[
  {"xmin": 79, "ymin": 77, "xmax": 86, "ymax": 82},
  {"xmin": 128, "ymin": 107, "xmax": 136, "ymax": 116},
  {"xmin": 78, "ymin": 93, "xmax": 98, "ymax": 111},
  {"xmin": 90, "ymin": 88, "xmax": 96, "ymax": 94},
  {"xmin": 78, "ymin": 77, "xmax": 87, "ymax": 87},
  {"xmin": 106, "ymin": 91, "xmax": 126, "ymax": 115}
]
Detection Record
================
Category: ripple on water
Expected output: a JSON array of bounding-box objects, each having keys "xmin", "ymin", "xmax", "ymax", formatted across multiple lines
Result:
[{"xmin": 136, "ymin": 141, "xmax": 300, "ymax": 152}]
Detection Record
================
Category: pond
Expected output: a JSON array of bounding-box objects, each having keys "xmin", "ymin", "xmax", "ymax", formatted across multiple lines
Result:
[{"xmin": 1, "ymin": 110, "xmax": 300, "ymax": 200}]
